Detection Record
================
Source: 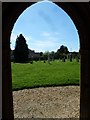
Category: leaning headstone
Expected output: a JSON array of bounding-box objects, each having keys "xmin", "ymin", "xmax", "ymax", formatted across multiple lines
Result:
[
  {"xmin": 76, "ymin": 56, "xmax": 79, "ymax": 62},
  {"xmin": 44, "ymin": 60, "xmax": 46, "ymax": 63},
  {"xmin": 62, "ymin": 57, "xmax": 65, "ymax": 62},
  {"xmin": 48, "ymin": 53, "xmax": 51, "ymax": 64},
  {"xmin": 70, "ymin": 57, "xmax": 72, "ymax": 62},
  {"xmin": 30, "ymin": 61, "xmax": 33, "ymax": 64},
  {"xmin": 69, "ymin": 53, "xmax": 72, "ymax": 62}
]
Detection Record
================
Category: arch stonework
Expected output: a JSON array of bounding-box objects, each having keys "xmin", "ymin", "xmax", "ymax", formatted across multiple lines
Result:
[{"xmin": 2, "ymin": 2, "xmax": 90, "ymax": 119}]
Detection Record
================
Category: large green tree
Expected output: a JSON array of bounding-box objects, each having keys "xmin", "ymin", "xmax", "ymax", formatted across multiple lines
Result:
[
  {"xmin": 57, "ymin": 45, "xmax": 69, "ymax": 54},
  {"xmin": 14, "ymin": 34, "xmax": 29, "ymax": 63},
  {"xmin": 56, "ymin": 45, "xmax": 69, "ymax": 59}
]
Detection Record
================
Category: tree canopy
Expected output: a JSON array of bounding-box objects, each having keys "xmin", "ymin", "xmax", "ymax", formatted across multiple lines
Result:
[
  {"xmin": 57, "ymin": 45, "xmax": 69, "ymax": 54},
  {"xmin": 11, "ymin": 35, "xmax": 79, "ymax": 63},
  {"xmin": 14, "ymin": 34, "xmax": 29, "ymax": 63}
]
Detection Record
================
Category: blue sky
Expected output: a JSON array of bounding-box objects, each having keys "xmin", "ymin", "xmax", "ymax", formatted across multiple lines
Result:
[{"xmin": 10, "ymin": 1, "xmax": 80, "ymax": 53}]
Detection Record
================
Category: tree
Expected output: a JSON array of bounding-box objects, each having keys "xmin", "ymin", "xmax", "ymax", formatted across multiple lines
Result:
[
  {"xmin": 43, "ymin": 51, "xmax": 49, "ymax": 60},
  {"xmin": 56, "ymin": 45, "xmax": 69, "ymax": 59},
  {"xmin": 14, "ymin": 34, "xmax": 29, "ymax": 63},
  {"xmin": 50, "ymin": 51, "xmax": 55, "ymax": 61},
  {"xmin": 57, "ymin": 45, "xmax": 69, "ymax": 54},
  {"xmin": 39, "ymin": 52, "xmax": 43, "ymax": 60}
]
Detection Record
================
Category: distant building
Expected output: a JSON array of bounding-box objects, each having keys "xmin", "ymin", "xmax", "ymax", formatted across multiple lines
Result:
[{"xmin": 28, "ymin": 49, "xmax": 40, "ymax": 60}]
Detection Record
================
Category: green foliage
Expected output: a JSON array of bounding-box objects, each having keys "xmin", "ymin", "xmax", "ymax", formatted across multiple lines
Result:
[
  {"xmin": 57, "ymin": 45, "xmax": 69, "ymax": 54},
  {"xmin": 12, "ymin": 60, "xmax": 80, "ymax": 91},
  {"xmin": 11, "ymin": 43, "xmax": 80, "ymax": 62},
  {"xmin": 14, "ymin": 34, "xmax": 29, "ymax": 63},
  {"xmin": 56, "ymin": 45, "xmax": 69, "ymax": 59}
]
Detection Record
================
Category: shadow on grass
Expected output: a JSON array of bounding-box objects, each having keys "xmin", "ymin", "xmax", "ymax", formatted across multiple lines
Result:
[{"xmin": 12, "ymin": 83, "xmax": 80, "ymax": 91}]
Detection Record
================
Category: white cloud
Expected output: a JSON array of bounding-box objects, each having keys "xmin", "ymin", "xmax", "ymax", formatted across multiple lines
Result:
[
  {"xmin": 10, "ymin": 32, "xmax": 60, "ymax": 52},
  {"xmin": 42, "ymin": 31, "xmax": 60, "ymax": 38},
  {"xmin": 10, "ymin": 33, "xmax": 17, "ymax": 41},
  {"xmin": 42, "ymin": 32, "xmax": 51, "ymax": 37},
  {"xmin": 10, "ymin": 33, "xmax": 32, "ymax": 50},
  {"xmin": 28, "ymin": 38, "xmax": 60, "ymax": 52},
  {"xmin": 10, "ymin": 33, "xmax": 17, "ymax": 50},
  {"xmin": 54, "ymin": 32, "xmax": 59, "ymax": 35}
]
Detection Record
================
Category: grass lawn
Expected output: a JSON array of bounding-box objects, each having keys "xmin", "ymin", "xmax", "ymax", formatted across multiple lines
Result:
[{"xmin": 11, "ymin": 60, "xmax": 80, "ymax": 91}]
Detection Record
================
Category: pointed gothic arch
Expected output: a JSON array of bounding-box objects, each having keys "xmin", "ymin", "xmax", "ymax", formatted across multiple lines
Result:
[{"xmin": 2, "ymin": 2, "xmax": 90, "ymax": 119}]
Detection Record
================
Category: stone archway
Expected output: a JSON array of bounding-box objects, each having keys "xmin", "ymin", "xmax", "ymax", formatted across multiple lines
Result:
[{"xmin": 2, "ymin": 2, "xmax": 90, "ymax": 119}]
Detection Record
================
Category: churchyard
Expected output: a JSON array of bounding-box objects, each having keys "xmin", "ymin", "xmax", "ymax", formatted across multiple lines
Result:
[{"xmin": 11, "ymin": 59, "xmax": 80, "ymax": 91}]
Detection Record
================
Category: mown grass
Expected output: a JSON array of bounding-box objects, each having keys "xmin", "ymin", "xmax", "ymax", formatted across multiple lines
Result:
[{"xmin": 11, "ymin": 60, "xmax": 80, "ymax": 91}]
